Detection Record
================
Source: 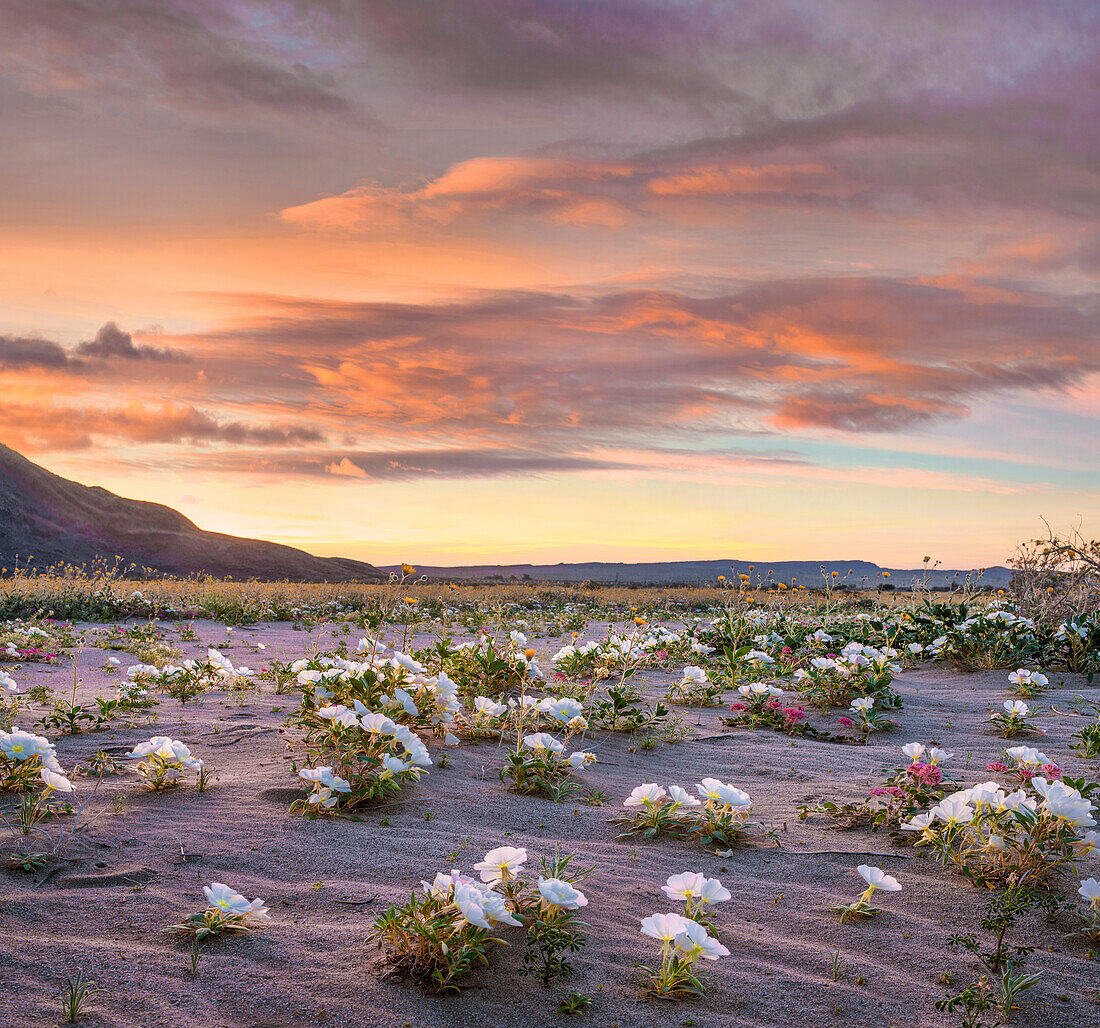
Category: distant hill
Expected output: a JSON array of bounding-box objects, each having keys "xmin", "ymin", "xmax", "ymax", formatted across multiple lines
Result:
[
  {"xmin": 0, "ymin": 443, "xmax": 384, "ymax": 582},
  {"xmin": 383, "ymin": 558, "xmax": 1013, "ymax": 589}
]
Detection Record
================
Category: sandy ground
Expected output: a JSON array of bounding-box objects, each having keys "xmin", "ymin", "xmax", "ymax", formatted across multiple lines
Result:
[{"xmin": 4, "ymin": 619, "xmax": 1100, "ymax": 1028}]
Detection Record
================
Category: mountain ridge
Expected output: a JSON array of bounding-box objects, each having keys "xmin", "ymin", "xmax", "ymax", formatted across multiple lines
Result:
[
  {"xmin": 381, "ymin": 558, "xmax": 1013, "ymax": 588},
  {"xmin": 0, "ymin": 443, "xmax": 384, "ymax": 582},
  {"xmin": 0, "ymin": 443, "xmax": 1014, "ymax": 588}
]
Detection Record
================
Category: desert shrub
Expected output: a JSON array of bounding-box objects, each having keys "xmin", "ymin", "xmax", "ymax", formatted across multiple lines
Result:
[{"xmin": 1009, "ymin": 527, "xmax": 1100, "ymax": 623}]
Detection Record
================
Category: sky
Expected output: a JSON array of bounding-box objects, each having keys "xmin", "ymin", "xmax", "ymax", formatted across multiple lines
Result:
[{"xmin": 1, "ymin": 0, "xmax": 1097, "ymax": 568}]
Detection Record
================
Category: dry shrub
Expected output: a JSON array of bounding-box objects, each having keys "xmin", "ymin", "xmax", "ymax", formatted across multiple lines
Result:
[{"xmin": 1009, "ymin": 523, "xmax": 1100, "ymax": 622}]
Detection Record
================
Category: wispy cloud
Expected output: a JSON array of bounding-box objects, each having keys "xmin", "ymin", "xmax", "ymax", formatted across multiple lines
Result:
[
  {"xmin": 0, "ymin": 400, "xmax": 323, "ymax": 451},
  {"xmin": 3, "ymin": 0, "xmax": 356, "ymax": 119},
  {"xmin": 197, "ymin": 448, "xmax": 636, "ymax": 480}
]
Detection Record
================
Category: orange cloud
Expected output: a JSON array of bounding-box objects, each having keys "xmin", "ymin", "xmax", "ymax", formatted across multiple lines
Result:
[
  {"xmin": 0, "ymin": 400, "xmax": 323, "ymax": 452},
  {"xmin": 647, "ymin": 162, "xmax": 858, "ymax": 197},
  {"xmin": 4, "ymin": 274, "xmax": 1094, "ymax": 495},
  {"xmin": 326, "ymin": 457, "xmax": 369, "ymax": 478},
  {"xmin": 280, "ymin": 155, "xmax": 636, "ymax": 232}
]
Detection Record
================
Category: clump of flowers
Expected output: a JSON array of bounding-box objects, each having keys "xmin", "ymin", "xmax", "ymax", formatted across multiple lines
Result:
[
  {"xmin": 167, "ymin": 882, "xmax": 270, "ymax": 939},
  {"xmin": 615, "ymin": 780, "xmax": 771, "ymax": 852},
  {"xmin": 127, "ymin": 736, "xmax": 204, "ymax": 790},
  {"xmin": 438, "ymin": 632, "xmax": 544, "ymax": 699},
  {"xmin": 128, "ymin": 649, "xmax": 255, "ymax": 705},
  {"xmin": 725, "ymin": 681, "xmax": 779, "ymax": 716},
  {"xmin": 463, "ymin": 695, "xmax": 508, "ymax": 740},
  {"xmin": 1, "ymin": 727, "xmax": 76, "ymax": 828},
  {"xmin": 116, "ymin": 678, "xmax": 154, "ymax": 709},
  {"xmin": 636, "ymin": 910, "xmax": 729, "ymax": 999},
  {"xmin": 660, "ymin": 870, "xmax": 731, "ymax": 928},
  {"xmin": 519, "ymin": 694, "xmax": 590, "ymax": 735},
  {"xmin": 987, "ymin": 700, "xmax": 1040, "ymax": 738},
  {"xmin": 666, "ymin": 665, "xmax": 724, "ymax": 706},
  {"xmin": 831, "ymin": 864, "xmax": 902, "ymax": 922},
  {"xmin": 1001, "ymin": 745, "xmax": 1053, "ymax": 782},
  {"xmin": 723, "ymin": 684, "xmax": 810, "ymax": 735},
  {"xmin": 0, "ymin": 726, "xmax": 70, "ymax": 793},
  {"xmin": 371, "ymin": 846, "xmax": 591, "ymax": 992},
  {"xmin": 498, "ymin": 730, "xmax": 595, "ymax": 802},
  {"xmin": 799, "ymin": 742, "xmax": 954, "ymax": 832},
  {"xmin": 292, "ymin": 703, "xmax": 432, "ymax": 815},
  {"xmin": 793, "ymin": 645, "xmax": 901, "ymax": 710},
  {"xmin": 844, "ymin": 695, "xmax": 898, "ymax": 736},
  {"xmin": 901, "ymin": 776, "xmax": 1095, "ymax": 887},
  {"xmin": 521, "ymin": 854, "xmax": 591, "ymax": 985},
  {"xmin": 1007, "ymin": 668, "xmax": 1049, "ymax": 698},
  {"xmin": 551, "ymin": 640, "xmax": 604, "ymax": 680},
  {"xmin": 935, "ymin": 607, "xmax": 1038, "ymax": 672},
  {"xmin": 285, "ymin": 646, "xmax": 459, "ymax": 815},
  {"xmin": 292, "ymin": 646, "xmax": 461, "ymax": 740},
  {"xmin": 617, "ymin": 783, "xmax": 688, "ymax": 838},
  {"xmin": 1051, "ymin": 615, "xmax": 1100, "ymax": 674},
  {"xmin": 0, "ymin": 670, "xmax": 22, "ymax": 727},
  {"xmin": 492, "ymin": 688, "xmax": 594, "ymax": 801},
  {"xmin": 371, "ymin": 871, "xmax": 519, "ymax": 991}
]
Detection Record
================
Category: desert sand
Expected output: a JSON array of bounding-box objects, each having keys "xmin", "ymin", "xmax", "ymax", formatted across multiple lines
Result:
[{"xmin": 4, "ymin": 619, "xmax": 1098, "ymax": 1028}]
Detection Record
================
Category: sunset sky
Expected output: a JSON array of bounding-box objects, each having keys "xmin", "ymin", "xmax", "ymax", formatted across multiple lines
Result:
[{"xmin": 1, "ymin": 1, "xmax": 1097, "ymax": 567}]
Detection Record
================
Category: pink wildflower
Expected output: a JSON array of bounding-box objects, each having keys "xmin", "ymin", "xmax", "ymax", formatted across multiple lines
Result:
[{"xmin": 907, "ymin": 762, "xmax": 942, "ymax": 786}]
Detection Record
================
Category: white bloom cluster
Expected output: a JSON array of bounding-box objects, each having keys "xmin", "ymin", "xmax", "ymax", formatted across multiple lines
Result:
[{"xmin": 0, "ymin": 727, "xmax": 74, "ymax": 793}]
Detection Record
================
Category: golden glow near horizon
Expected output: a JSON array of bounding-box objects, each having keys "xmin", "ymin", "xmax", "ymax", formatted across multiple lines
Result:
[{"xmin": 2, "ymin": 2, "xmax": 1097, "ymax": 568}]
